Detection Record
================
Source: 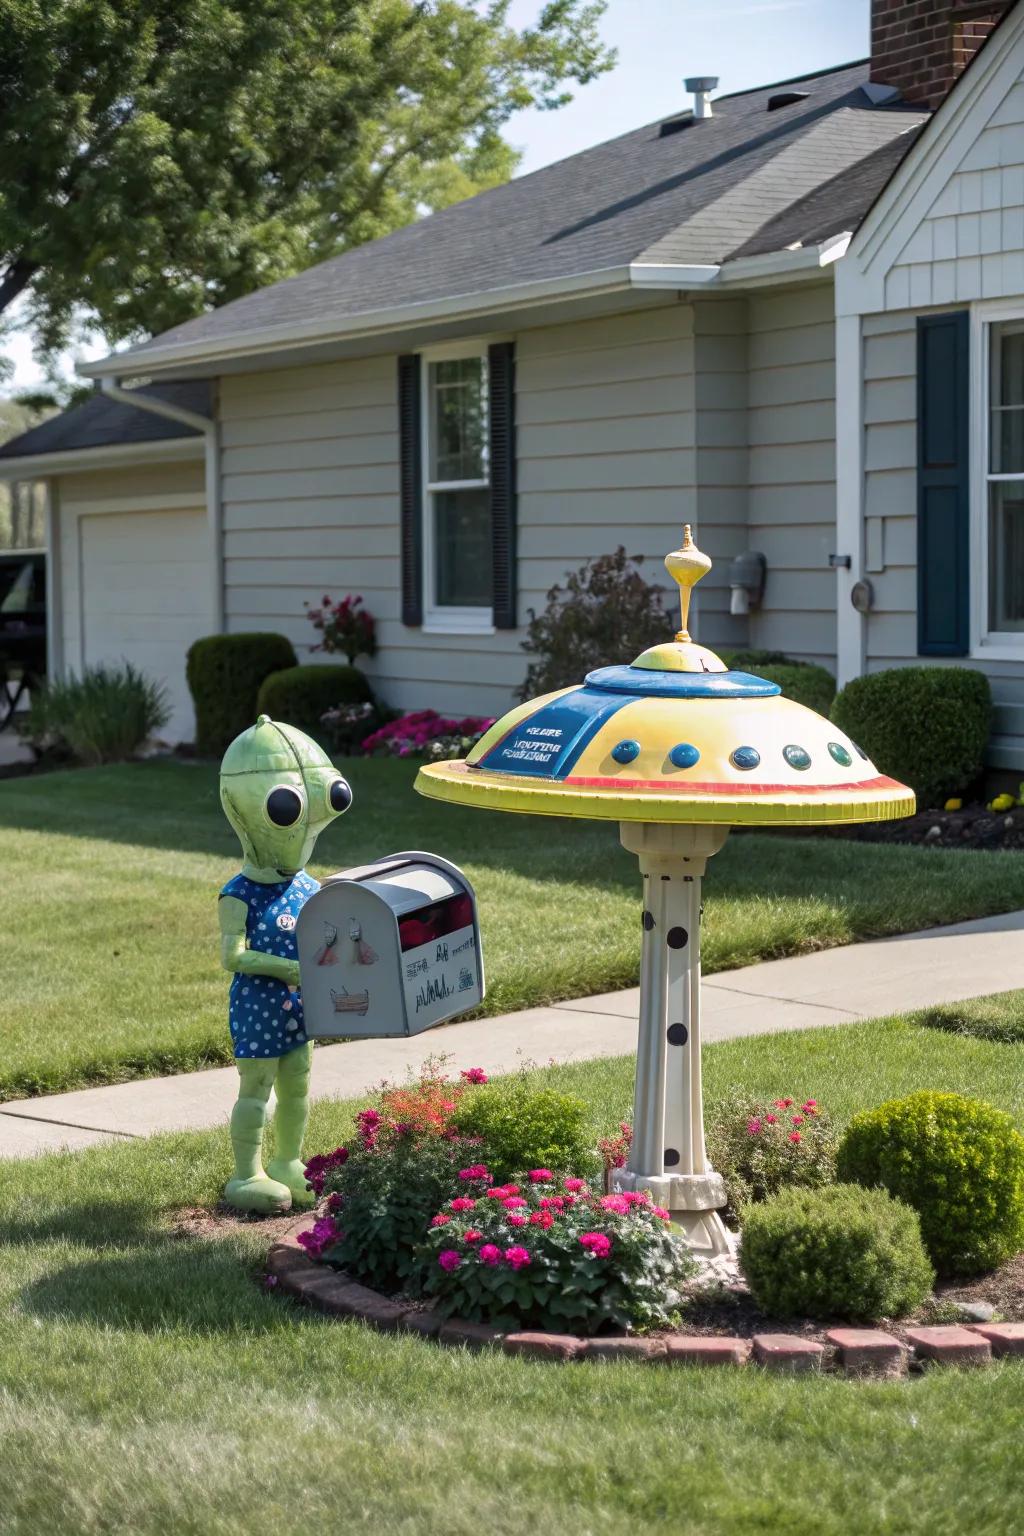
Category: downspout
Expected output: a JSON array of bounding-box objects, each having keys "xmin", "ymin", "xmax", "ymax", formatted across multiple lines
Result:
[{"xmin": 100, "ymin": 376, "xmax": 223, "ymax": 634}]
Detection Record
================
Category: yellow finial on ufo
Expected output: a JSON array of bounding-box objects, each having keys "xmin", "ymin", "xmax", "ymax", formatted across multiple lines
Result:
[{"xmin": 665, "ymin": 525, "xmax": 712, "ymax": 643}]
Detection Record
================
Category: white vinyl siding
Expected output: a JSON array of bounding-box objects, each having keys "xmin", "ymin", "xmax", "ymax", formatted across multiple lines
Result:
[{"xmin": 745, "ymin": 283, "xmax": 838, "ymax": 669}]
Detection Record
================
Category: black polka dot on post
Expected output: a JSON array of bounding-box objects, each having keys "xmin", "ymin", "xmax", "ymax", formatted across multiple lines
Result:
[
  {"xmin": 642, "ymin": 910, "xmax": 655, "ymax": 931},
  {"xmin": 667, "ymin": 1023, "xmax": 688, "ymax": 1046},
  {"xmin": 664, "ymin": 1148, "xmax": 680, "ymax": 1168},
  {"xmin": 667, "ymin": 926, "xmax": 688, "ymax": 949}
]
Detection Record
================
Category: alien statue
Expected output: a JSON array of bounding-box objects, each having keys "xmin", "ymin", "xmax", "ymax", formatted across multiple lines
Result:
[{"xmin": 218, "ymin": 714, "xmax": 352, "ymax": 1213}]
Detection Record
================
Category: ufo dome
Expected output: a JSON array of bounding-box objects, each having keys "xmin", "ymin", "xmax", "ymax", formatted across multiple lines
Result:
[{"xmin": 416, "ymin": 529, "xmax": 915, "ymax": 827}]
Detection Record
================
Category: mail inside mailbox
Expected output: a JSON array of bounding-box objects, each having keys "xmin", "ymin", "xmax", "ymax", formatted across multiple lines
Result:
[{"xmin": 398, "ymin": 891, "xmax": 474, "ymax": 952}]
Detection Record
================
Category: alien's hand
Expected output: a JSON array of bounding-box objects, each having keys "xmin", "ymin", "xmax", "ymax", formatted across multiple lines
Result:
[{"xmin": 283, "ymin": 960, "xmax": 301, "ymax": 989}]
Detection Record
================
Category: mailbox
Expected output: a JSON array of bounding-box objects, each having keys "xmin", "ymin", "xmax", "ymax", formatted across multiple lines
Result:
[{"xmin": 296, "ymin": 850, "xmax": 484, "ymax": 1039}]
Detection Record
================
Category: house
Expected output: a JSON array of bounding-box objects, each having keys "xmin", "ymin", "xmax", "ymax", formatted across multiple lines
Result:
[{"xmin": 1, "ymin": 0, "xmax": 1021, "ymax": 761}]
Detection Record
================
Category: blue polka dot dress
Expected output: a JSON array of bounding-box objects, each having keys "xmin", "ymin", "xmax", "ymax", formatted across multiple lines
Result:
[{"xmin": 220, "ymin": 871, "xmax": 319, "ymax": 1059}]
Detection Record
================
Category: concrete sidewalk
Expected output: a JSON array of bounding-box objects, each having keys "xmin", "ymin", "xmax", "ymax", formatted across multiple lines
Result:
[{"xmin": 3, "ymin": 907, "xmax": 1024, "ymax": 1161}]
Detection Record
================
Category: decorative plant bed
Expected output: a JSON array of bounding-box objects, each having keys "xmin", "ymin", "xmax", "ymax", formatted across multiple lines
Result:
[{"xmin": 265, "ymin": 1222, "xmax": 1024, "ymax": 1378}]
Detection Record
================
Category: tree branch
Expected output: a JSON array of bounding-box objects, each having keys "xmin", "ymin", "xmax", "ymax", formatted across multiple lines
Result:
[{"xmin": 0, "ymin": 258, "xmax": 38, "ymax": 318}]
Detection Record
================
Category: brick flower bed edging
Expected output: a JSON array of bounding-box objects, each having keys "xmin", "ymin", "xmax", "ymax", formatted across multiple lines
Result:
[{"xmin": 265, "ymin": 1232, "xmax": 1024, "ymax": 1377}]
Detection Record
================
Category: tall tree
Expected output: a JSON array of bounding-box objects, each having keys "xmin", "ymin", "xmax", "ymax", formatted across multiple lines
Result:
[{"xmin": 0, "ymin": 0, "xmax": 611, "ymax": 362}]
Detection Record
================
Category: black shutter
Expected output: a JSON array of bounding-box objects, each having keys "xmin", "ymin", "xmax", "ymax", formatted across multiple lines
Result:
[
  {"xmin": 489, "ymin": 341, "xmax": 517, "ymax": 630},
  {"xmin": 917, "ymin": 312, "xmax": 970, "ymax": 656},
  {"xmin": 398, "ymin": 353, "xmax": 422, "ymax": 627}
]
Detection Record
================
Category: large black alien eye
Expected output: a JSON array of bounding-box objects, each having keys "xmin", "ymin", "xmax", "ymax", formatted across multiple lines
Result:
[
  {"xmin": 266, "ymin": 786, "xmax": 303, "ymax": 826},
  {"xmin": 329, "ymin": 777, "xmax": 353, "ymax": 814}
]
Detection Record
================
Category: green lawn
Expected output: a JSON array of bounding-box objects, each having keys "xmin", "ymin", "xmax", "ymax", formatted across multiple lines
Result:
[
  {"xmin": 6, "ymin": 755, "xmax": 1024, "ymax": 1100},
  {"xmin": 3, "ymin": 1017, "xmax": 1024, "ymax": 1536}
]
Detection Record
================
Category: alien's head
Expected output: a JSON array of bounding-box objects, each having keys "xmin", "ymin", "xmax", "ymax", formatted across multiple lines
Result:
[{"xmin": 219, "ymin": 715, "xmax": 352, "ymax": 878}]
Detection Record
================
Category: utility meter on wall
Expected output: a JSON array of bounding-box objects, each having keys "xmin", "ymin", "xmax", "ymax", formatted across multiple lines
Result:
[{"xmin": 296, "ymin": 851, "xmax": 484, "ymax": 1039}]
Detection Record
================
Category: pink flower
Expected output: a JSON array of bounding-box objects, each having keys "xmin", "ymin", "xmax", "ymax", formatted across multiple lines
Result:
[
  {"xmin": 507, "ymin": 1214, "xmax": 527, "ymax": 1227},
  {"xmin": 652, "ymin": 1206, "xmax": 671, "ymax": 1220},
  {"xmin": 486, "ymin": 1188, "xmax": 510, "ymax": 1200},
  {"xmin": 450, "ymin": 1197, "xmax": 476, "ymax": 1212},
  {"xmin": 459, "ymin": 1164, "xmax": 490, "ymax": 1183},
  {"xmin": 579, "ymin": 1232, "xmax": 612, "ymax": 1259},
  {"xmin": 431, "ymin": 1213, "xmax": 451, "ymax": 1227},
  {"xmin": 504, "ymin": 1246, "xmax": 531, "ymax": 1270},
  {"xmin": 461, "ymin": 1067, "xmax": 488, "ymax": 1084},
  {"xmin": 564, "ymin": 1178, "xmax": 587, "ymax": 1192},
  {"xmin": 789, "ymin": 1131, "xmax": 802, "ymax": 1144},
  {"xmin": 438, "ymin": 1249, "xmax": 462, "ymax": 1272},
  {"xmin": 530, "ymin": 1211, "xmax": 554, "ymax": 1229},
  {"xmin": 502, "ymin": 1196, "xmax": 528, "ymax": 1210},
  {"xmin": 747, "ymin": 1117, "xmax": 762, "ymax": 1136},
  {"xmin": 463, "ymin": 1229, "xmax": 482, "ymax": 1243},
  {"xmin": 773, "ymin": 1098, "xmax": 794, "ymax": 1109},
  {"xmin": 600, "ymin": 1194, "xmax": 630, "ymax": 1214},
  {"xmin": 764, "ymin": 1114, "xmax": 777, "ymax": 1125},
  {"xmin": 479, "ymin": 1244, "xmax": 502, "ymax": 1266},
  {"xmin": 528, "ymin": 1169, "xmax": 554, "ymax": 1183},
  {"xmin": 296, "ymin": 1214, "xmax": 341, "ymax": 1259},
  {"xmin": 539, "ymin": 1196, "xmax": 565, "ymax": 1211},
  {"xmin": 791, "ymin": 1114, "xmax": 804, "ymax": 1125},
  {"xmin": 803, "ymin": 1099, "xmax": 818, "ymax": 1108}
]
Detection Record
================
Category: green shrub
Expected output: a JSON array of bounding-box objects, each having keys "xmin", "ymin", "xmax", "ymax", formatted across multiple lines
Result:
[
  {"xmin": 721, "ymin": 651, "xmax": 836, "ymax": 715},
  {"xmin": 255, "ymin": 663, "xmax": 372, "ymax": 743},
  {"xmin": 186, "ymin": 632, "xmax": 297, "ymax": 756},
  {"xmin": 837, "ymin": 1091, "xmax": 1024, "ymax": 1277},
  {"xmin": 420, "ymin": 1174, "xmax": 694, "ymax": 1334},
  {"xmin": 913, "ymin": 995, "xmax": 1024, "ymax": 1046},
  {"xmin": 740, "ymin": 1183, "xmax": 933, "ymax": 1322},
  {"xmin": 518, "ymin": 548, "xmax": 667, "ymax": 700},
  {"xmin": 831, "ymin": 666, "xmax": 991, "ymax": 807},
  {"xmin": 706, "ymin": 1092, "xmax": 837, "ymax": 1216},
  {"xmin": 452, "ymin": 1073, "xmax": 599, "ymax": 1184},
  {"xmin": 19, "ymin": 663, "xmax": 169, "ymax": 765}
]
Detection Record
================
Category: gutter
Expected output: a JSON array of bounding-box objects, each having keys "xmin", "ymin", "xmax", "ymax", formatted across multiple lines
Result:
[
  {"xmin": 717, "ymin": 233, "xmax": 851, "ymax": 288},
  {"xmin": 99, "ymin": 378, "xmax": 224, "ymax": 635},
  {"xmin": 0, "ymin": 434, "xmax": 203, "ymax": 481}
]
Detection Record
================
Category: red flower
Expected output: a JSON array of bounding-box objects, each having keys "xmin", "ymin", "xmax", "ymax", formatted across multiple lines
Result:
[
  {"xmin": 504, "ymin": 1246, "xmax": 531, "ymax": 1270},
  {"xmin": 431, "ymin": 1213, "xmax": 451, "ymax": 1227},
  {"xmin": 529, "ymin": 1211, "xmax": 554, "ymax": 1228},
  {"xmin": 461, "ymin": 1067, "xmax": 488, "ymax": 1085},
  {"xmin": 579, "ymin": 1232, "xmax": 612, "ymax": 1259},
  {"xmin": 463, "ymin": 1229, "xmax": 482, "ymax": 1243},
  {"xmin": 789, "ymin": 1131, "xmax": 802, "ymax": 1144},
  {"xmin": 450, "ymin": 1197, "xmax": 476, "ymax": 1212}
]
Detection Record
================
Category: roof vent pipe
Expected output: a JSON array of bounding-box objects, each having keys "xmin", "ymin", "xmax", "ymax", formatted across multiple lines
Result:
[{"xmin": 685, "ymin": 76, "xmax": 719, "ymax": 119}]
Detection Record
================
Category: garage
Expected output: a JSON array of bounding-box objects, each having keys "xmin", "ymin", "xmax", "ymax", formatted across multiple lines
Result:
[{"xmin": 80, "ymin": 505, "xmax": 210, "ymax": 744}]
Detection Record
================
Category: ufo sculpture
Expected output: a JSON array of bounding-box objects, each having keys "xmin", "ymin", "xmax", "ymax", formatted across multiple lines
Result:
[{"xmin": 416, "ymin": 529, "xmax": 915, "ymax": 1256}]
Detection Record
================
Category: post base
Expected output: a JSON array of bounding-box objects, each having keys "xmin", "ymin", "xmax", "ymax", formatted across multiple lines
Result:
[{"xmin": 611, "ymin": 1169, "xmax": 733, "ymax": 1259}]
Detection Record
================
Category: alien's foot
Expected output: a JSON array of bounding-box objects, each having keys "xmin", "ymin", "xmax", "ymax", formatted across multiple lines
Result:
[
  {"xmin": 266, "ymin": 1158, "xmax": 315, "ymax": 1209},
  {"xmin": 224, "ymin": 1174, "xmax": 292, "ymax": 1215}
]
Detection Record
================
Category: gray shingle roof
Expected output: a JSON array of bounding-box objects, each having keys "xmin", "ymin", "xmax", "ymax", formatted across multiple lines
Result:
[
  {"xmin": 107, "ymin": 60, "xmax": 927, "ymax": 370},
  {"xmin": 0, "ymin": 381, "xmax": 209, "ymax": 462}
]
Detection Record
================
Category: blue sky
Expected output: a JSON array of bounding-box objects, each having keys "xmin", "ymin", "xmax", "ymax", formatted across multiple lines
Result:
[{"xmin": 7, "ymin": 0, "xmax": 869, "ymax": 389}]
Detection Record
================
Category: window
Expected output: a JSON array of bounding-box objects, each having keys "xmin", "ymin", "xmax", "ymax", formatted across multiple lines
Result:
[
  {"xmin": 986, "ymin": 320, "xmax": 1024, "ymax": 635},
  {"xmin": 422, "ymin": 352, "xmax": 493, "ymax": 630}
]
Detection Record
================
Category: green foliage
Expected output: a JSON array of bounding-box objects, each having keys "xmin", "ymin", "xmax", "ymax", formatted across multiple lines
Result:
[
  {"xmin": 318, "ymin": 1134, "xmax": 472, "ymax": 1294},
  {"xmin": 452, "ymin": 1073, "xmax": 599, "ymax": 1184},
  {"xmin": 518, "ymin": 548, "xmax": 668, "ymax": 699},
  {"xmin": 0, "ymin": 0, "xmax": 613, "ymax": 358},
  {"xmin": 706, "ymin": 1093, "xmax": 837, "ymax": 1217},
  {"xmin": 255, "ymin": 663, "xmax": 372, "ymax": 743},
  {"xmin": 837, "ymin": 1091, "xmax": 1024, "ymax": 1277},
  {"xmin": 420, "ymin": 1176, "xmax": 694, "ymax": 1333},
  {"xmin": 18, "ymin": 663, "xmax": 169, "ymax": 765},
  {"xmin": 186, "ymin": 632, "xmax": 297, "ymax": 756},
  {"xmin": 740, "ymin": 1183, "xmax": 933, "ymax": 1322},
  {"xmin": 912, "ymin": 994, "xmax": 1024, "ymax": 1046},
  {"xmin": 831, "ymin": 666, "xmax": 991, "ymax": 807},
  {"xmin": 721, "ymin": 651, "xmax": 836, "ymax": 715}
]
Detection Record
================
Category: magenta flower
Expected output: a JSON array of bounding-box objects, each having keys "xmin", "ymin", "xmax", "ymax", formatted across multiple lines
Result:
[
  {"xmin": 502, "ymin": 1196, "xmax": 528, "ymax": 1210},
  {"xmin": 458, "ymin": 1164, "xmax": 490, "ymax": 1182},
  {"xmin": 747, "ymin": 1117, "xmax": 762, "ymax": 1136},
  {"xmin": 563, "ymin": 1178, "xmax": 587, "ymax": 1192},
  {"xmin": 463, "ymin": 1228, "xmax": 482, "ymax": 1243},
  {"xmin": 479, "ymin": 1243, "xmax": 502, "ymax": 1266},
  {"xmin": 599, "ymin": 1194, "xmax": 630, "ymax": 1214},
  {"xmin": 438, "ymin": 1249, "xmax": 462, "ymax": 1272},
  {"xmin": 579, "ymin": 1232, "xmax": 612, "ymax": 1259},
  {"xmin": 430, "ymin": 1213, "xmax": 451, "ymax": 1227},
  {"xmin": 652, "ymin": 1206, "xmax": 671, "ymax": 1220},
  {"xmin": 504, "ymin": 1246, "xmax": 532, "ymax": 1270},
  {"xmin": 450, "ymin": 1197, "xmax": 476, "ymax": 1212},
  {"xmin": 461, "ymin": 1067, "xmax": 489, "ymax": 1084},
  {"xmin": 507, "ymin": 1214, "xmax": 527, "ymax": 1227},
  {"xmin": 789, "ymin": 1131, "xmax": 802, "ymax": 1144},
  {"xmin": 528, "ymin": 1169, "xmax": 554, "ymax": 1183}
]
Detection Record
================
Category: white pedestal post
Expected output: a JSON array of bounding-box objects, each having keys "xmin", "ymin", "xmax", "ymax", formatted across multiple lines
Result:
[{"xmin": 611, "ymin": 821, "xmax": 733, "ymax": 1258}]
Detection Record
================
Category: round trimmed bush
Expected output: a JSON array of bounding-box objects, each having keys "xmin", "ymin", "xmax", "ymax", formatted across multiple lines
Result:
[
  {"xmin": 186, "ymin": 632, "xmax": 297, "ymax": 756},
  {"xmin": 837, "ymin": 1091, "xmax": 1024, "ymax": 1277},
  {"xmin": 830, "ymin": 666, "xmax": 990, "ymax": 807},
  {"xmin": 452, "ymin": 1076, "xmax": 598, "ymax": 1184},
  {"xmin": 721, "ymin": 652, "xmax": 836, "ymax": 716},
  {"xmin": 255, "ymin": 664, "xmax": 372, "ymax": 744},
  {"xmin": 740, "ymin": 1183, "xmax": 933, "ymax": 1322}
]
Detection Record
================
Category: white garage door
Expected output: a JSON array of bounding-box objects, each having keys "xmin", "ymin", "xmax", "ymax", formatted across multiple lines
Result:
[{"xmin": 81, "ymin": 508, "xmax": 211, "ymax": 745}]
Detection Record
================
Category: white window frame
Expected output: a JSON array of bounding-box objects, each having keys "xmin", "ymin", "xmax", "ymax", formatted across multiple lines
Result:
[
  {"xmin": 970, "ymin": 298, "xmax": 1024, "ymax": 659},
  {"xmin": 420, "ymin": 341, "xmax": 494, "ymax": 637}
]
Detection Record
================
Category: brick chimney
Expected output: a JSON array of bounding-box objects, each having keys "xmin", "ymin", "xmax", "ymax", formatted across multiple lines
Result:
[{"xmin": 870, "ymin": 1, "xmax": 1013, "ymax": 110}]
